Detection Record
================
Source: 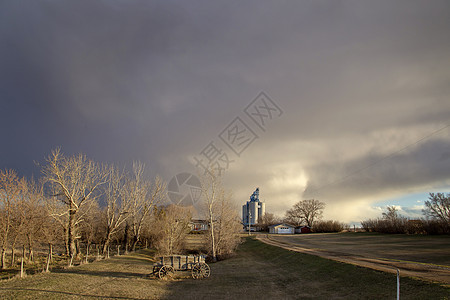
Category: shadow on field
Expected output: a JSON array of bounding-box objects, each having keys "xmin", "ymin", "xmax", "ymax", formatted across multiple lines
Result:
[
  {"xmin": 0, "ymin": 287, "xmax": 143, "ymax": 299},
  {"xmin": 50, "ymin": 252, "xmax": 157, "ymax": 279},
  {"xmin": 52, "ymin": 268, "xmax": 149, "ymax": 279}
]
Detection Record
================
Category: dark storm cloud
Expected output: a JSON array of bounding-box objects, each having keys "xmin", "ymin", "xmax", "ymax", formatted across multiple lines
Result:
[{"xmin": 1, "ymin": 1, "xmax": 450, "ymax": 221}]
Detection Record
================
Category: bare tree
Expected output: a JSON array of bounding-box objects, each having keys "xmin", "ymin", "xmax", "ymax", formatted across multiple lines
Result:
[
  {"xmin": 125, "ymin": 162, "xmax": 166, "ymax": 251},
  {"xmin": 382, "ymin": 206, "xmax": 400, "ymax": 222},
  {"xmin": 256, "ymin": 213, "xmax": 279, "ymax": 232},
  {"xmin": 20, "ymin": 178, "xmax": 47, "ymax": 261},
  {"xmin": 0, "ymin": 169, "xmax": 22, "ymax": 269},
  {"xmin": 199, "ymin": 169, "xmax": 222, "ymax": 262},
  {"xmin": 42, "ymin": 149, "xmax": 107, "ymax": 258},
  {"xmin": 79, "ymin": 201, "xmax": 103, "ymax": 260},
  {"xmin": 151, "ymin": 205, "xmax": 191, "ymax": 255},
  {"xmin": 102, "ymin": 165, "xmax": 130, "ymax": 254},
  {"xmin": 199, "ymin": 169, "xmax": 241, "ymax": 261},
  {"xmin": 423, "ymin": 193, "xmax": 450, "ymax": 227},
  {"xmin": 210, "ymin": 190, "xmax": 241, "ymax": 258},
  {"xmin": 8, "ymin": 176, "xmax": 29, "ymax": 267},
  {"xmin": 45, "ymin": 192, "xmax": 70, "ymax": 255},
  {"xmin": 285, "ymin": 199, "xmax": 325, "ymax": 227}
]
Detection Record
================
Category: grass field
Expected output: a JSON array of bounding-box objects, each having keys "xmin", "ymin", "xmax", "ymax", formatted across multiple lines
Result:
[
  {"xmin": 268, "ymin": 232, "xmax": 450, "ymax": 265},
  {"xmin": 0, "ymin": 237, "xmax": 448, "ymax": 299}
]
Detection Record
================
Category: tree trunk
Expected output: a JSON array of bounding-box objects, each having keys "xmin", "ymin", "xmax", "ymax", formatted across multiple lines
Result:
[
  {"xmin": 75, "ymin": 239, "xmax": 80, "ymax": 259},
  {"xmin": 68, "ymin": 207, "xmax": 77, "ymax": 258},
  {"xmin": 68, "ymin": 252, "xmax": 74, "ymax": 267},
  {"xmin": 209, "ymin": 205, "xmax": 217, "ymax": 262},
  {"xmin": 1, "ymin": 248, "xmax": 6, "ymax": 269},
  {"xmin": 102, "ymin": 239, "xmax": 109, "ymax": 254},
  {"xmin": 45, "ymin": 243, "xmax": 52, "ymax": 272},
  {"xmin": 85, "ymin": 243, "xmax": 89, "ymax": 263},
  {"xmin": 102, "ymin": 231, "xmax": 111, "ymax": 254},
  {"xmin": 20, "ymin": 257, "xmax": 24, "ymax": 278},
  {"xmin": 123, "ymin": 223, "xmax": 129, "ymax": 250},
  {"xmin": 27, "ymin": 235, "xmax": 34, "ymax": 261},
  {"xmin": 131, "ymin": 236, "xmax": 138, "ymax": 252},
  {"xmin": 63, "ymin": 227, "xmax": 69, "ymax": 256},
  {"xmin": 10, "ymin": 247, "xmax": 15, "ymax": 267}
]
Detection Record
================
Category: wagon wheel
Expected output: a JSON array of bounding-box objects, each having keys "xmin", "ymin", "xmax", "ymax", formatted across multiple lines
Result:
[
  {"xmin": 158, "ymin": 265, "xmax": 175, "ymax": 279},
  {"xmin": 191, "ymin": 262, "xmax": 210, "ymax": 279},
  {"xmin": 152, "ymin": 265, "xmax": 160, "ymax": 276}
]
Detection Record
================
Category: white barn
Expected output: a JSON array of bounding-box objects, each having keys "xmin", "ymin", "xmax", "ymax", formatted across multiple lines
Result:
[{"xmin": 269, "ymin": 223, "xmax": 295, "ymax": 234}]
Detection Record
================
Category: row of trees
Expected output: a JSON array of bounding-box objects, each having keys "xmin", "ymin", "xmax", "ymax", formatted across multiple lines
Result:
[
  {"xmin": 267, "ymin": 194, "xmax": 449, "ymax": 235},
  {"xmin": 0, "ymin": 149, "xmax": 241, "ymax": 270},
  {"xmin": 361, "ymin": 193, "xmax": 450, "ymax": 234},
  {"xmin": 254, "ymin": 199, "xmax": 347, "ymax": 233}
]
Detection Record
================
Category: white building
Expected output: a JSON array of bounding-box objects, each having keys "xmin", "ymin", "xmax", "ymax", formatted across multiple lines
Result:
[
  {"xmin": 242, "ymin": 187, "xmax": 265, "ymax": 227},
  {"xmin": 269, "ymin": 223, "xmax": 295, "ymax": 234}
]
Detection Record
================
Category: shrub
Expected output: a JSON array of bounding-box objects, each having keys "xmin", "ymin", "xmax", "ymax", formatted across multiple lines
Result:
[
  {"xmin": 313, "ymin": 220, "xmax": 348, "ymax": 233},
  {"xmin": 360, "ymin": 218, "xmax": 449, "ymax": 235}
]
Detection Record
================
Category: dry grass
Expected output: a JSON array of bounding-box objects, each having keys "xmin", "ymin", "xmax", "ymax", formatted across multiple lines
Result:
[{"xmin": 0, "ymin": 238, "xmax": 448, "ymax": 299}]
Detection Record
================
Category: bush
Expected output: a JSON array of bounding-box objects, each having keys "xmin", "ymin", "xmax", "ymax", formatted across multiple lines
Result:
[
  {"xmin": 360, "ymin": 218, "xmax": 408, "ymax": 234},
  {"xmin": 360, "ymin": 218, "xmax": 449, "ymax": 235},
  {"xmin": 313, "ymin": 220, "xmax": 348, "ymax": 233}
]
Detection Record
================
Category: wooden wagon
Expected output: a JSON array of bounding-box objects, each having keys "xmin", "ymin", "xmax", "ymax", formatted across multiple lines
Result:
[{"xmin": 151, "ymin": 255, "xmax": 210, "ymax": 279}]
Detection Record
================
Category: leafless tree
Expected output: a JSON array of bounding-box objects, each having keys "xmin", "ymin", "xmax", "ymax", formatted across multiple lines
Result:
[
  {"xmin": 151, "ymin": 205, "xmax": 191, "ymax": 255},
  {"xmin": 45, "ymin": 192, "xmax": 70, "ymax": 255},
  {"xmin": 423, "ymin": 193, "xmax": 450, "ymax": 226},
  {"xmin": 8, "ymin": 176, "xmax": 29, "ymax": 267},
  {"xmin": 285, "ymin": 199, "xmax": 325, "ymax": 227},
  {"xmin": 41, "ymin": 149, "xmax": 107, "ymax": 258},
  {"xmin": 125, "ymin": 162, "xmax": 166, "ymax": 251},
  {"xmin": 382, "ymin": 206, "xmax": 401, "ymax": 222},
  {"xmin": 210, "ymin": 190, "xmax": 241, "ymax": 258},
  {"xmin": 79, "ymin": 202, "xmax": 105, "ymax": 262},
  {"xmin": 101, "ymin": 165, "xmax": 131, "ymax": 254},
  {"xmin": 199, "ymin": 169, "xmax": 241, "ymax": 261},
  {"xmin": 199, "ymin": 169, "xmax": 221, "ymax": 262},
  {"xmin": 0, "ymin": 169, "xmax": 22, "ymax": 269},
  {"xmin": 20, "ymin": 178, "xmax": 47, "ymax": 261},
  {"xmin": 256, "ymin": 213, "xmax": 279, "ymax": 231}
]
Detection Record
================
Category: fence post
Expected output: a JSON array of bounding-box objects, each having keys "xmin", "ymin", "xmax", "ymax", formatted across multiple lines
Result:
[{"xmin": 397, "ymin": 269, "xmax": 400, "ymax": 300}]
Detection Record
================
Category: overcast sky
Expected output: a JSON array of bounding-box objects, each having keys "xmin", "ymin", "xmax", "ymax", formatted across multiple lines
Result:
[{"xmin": 1, "ymin": 1, "xmax": 449, "ymax": 223}]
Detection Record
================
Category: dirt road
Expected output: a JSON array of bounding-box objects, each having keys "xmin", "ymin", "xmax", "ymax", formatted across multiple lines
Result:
[{"xmin": 257, "ymin": 234, "xmax": 450, "ymax": 285}]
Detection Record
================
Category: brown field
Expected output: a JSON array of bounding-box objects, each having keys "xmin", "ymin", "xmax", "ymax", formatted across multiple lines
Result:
[{"xmin": 259, "ymin": 232, "xmax": 450, "ymax": 284}]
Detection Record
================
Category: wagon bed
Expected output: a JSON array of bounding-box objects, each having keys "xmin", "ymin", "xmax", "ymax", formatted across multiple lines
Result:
[{"xmin": 151, "ymin": 255, "xmax": 210, "ymax": 279}]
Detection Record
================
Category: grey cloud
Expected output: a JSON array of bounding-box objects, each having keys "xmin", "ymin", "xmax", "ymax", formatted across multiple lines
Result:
[{"xmin": 1, "ymin": 1, "xmax": 449, "ymax": 221}]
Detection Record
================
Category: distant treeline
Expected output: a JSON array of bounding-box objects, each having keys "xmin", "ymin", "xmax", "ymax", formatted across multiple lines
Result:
[{"xmin": 361, "ymin": 195, "xmax": 449, "ymax": 235}]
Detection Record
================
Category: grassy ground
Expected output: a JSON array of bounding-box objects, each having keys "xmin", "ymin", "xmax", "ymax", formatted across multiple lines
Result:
[
  {"xmin": 0, "ymin": 238, "xmax": 448, "ymax": 299},
  {"xmin": 269, "ymin": 232, "xmax": 450, "ymax": 265}
]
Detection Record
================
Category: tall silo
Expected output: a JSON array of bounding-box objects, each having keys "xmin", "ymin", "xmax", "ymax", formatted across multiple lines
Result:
[
  {"xmin": 249, "ymin": 201, "xmax": 258, "ymax": 225},
  {"xmin": 259, "ymin": 202, "xmax": 265, "ymax": 219}
]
